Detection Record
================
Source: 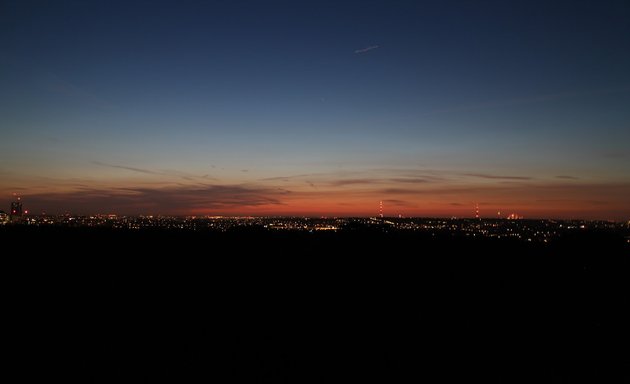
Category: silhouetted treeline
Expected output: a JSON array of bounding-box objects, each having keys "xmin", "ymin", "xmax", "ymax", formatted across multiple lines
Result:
[{"xmin": 3, "ymin": 227, "xmax": 629, "ymax": 383}]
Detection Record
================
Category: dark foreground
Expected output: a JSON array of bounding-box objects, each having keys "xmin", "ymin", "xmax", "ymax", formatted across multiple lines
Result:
[{"xmin": 3, "ymin": 227, "xmax": 629, "ymax": 383}]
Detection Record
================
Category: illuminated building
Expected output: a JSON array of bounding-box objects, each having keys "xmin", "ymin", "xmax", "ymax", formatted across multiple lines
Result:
[{"xmin": 0, "ymin": 210, "xmax": 7, "ymax": 225}]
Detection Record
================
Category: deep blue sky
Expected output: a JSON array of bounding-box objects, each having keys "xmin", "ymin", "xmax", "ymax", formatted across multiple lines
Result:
[{"xmin": 1, "ymin": 0, "xmax": 629, "ymax": 218}]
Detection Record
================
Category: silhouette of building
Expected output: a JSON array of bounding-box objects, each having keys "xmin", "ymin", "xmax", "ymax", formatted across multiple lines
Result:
[{"xmin": 10, "ymin": 198, "xmax": 23, "ymax": 221}]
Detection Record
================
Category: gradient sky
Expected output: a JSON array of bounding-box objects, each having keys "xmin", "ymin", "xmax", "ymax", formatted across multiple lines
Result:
[{"xmin": 1, "ymin": 0, "xmax": 629, "ymax": 219}]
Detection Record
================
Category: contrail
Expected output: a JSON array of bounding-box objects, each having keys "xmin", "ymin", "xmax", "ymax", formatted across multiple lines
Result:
[{"xmin": 354, "ymin": 45, "xmax": 379, "ymax": 54}]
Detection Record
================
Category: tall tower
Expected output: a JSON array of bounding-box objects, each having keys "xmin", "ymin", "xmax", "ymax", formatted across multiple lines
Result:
[
  {"xmin": 379, "ymin": 200, "xmax": 383, "ymax": 218},
  {"xmin": 10, "ymin": 196, "xmax": 23, "ymax": 221},
  {"xmin": 475, "ymin": 203, "xmax": 479, "ymax": 219}
]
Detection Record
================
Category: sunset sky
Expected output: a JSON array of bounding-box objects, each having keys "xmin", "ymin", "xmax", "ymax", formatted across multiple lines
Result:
[{"xmin": 1, "ymin": 0, "xmax": 629, "ymax": 219}]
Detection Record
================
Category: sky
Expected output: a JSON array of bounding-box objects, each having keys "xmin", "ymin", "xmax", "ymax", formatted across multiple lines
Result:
[{"xmin": 1, "ymin": 0, "xmax": 629, "ymax": 219}]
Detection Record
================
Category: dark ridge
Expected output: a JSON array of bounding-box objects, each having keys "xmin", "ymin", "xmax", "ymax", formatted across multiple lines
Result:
[{"xmin": 3, "ymin": 227, "xmax": 629, "ymax": 383}]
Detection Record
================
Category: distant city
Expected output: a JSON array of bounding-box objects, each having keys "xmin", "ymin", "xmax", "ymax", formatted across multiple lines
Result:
[{"xmin": 2, "ymin": 197, "xmax": 628, "ymax": 243}]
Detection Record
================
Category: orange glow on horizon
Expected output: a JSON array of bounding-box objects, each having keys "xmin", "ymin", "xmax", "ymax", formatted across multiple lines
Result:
[{"xmin": 2, "ymin": 172, "xmax": 629, "ymax": 220}]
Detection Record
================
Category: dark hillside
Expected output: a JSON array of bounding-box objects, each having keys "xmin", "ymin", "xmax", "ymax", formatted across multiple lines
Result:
[{"xmin": 3, "ymin": 227, "xmax": 629, "ymax": 383}]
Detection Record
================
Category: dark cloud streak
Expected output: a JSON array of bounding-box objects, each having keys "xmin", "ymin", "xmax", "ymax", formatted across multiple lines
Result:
[
  {"xmin": 22, "ymin": 184, "xmax": 285, "ymax": 215},
  {"xmin": 462, "ymin": 173, "xmax": 532, "ymax": 180},
  {"xmin": 92, "ymin": 161, "xmax": 157, "ymax": 175}
]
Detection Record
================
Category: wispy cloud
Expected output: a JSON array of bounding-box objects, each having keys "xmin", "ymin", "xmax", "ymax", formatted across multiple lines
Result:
[
  {"xmin": 330, "ymin": 178, "xmax": 379, "ymax": 186},
  {"xmin": 377, "ymin": 186, "xmax": 503, "ymax": 196},
  {"xmin": 382, "ymin": 199, "xmax": 413, "ymax": 207},
  {"xmin": 92, "ymin": 161, "xmax": 157, "ymax": 174},
  {"xmin": 556, "ymin": 175, "xmax": 579, "ymax": 180},
  {"xmin": 461, "ymin": 173, "xmax": 532, "ymax": 181},
  {"xmin": 260, "ymin": 173, "xmax": 322, "ymax": 182},
  {"xmin": 259, "ymin": 169, "xmax": 531, "ymax": 188},
  {"xmin": 389, "ymin": 178, "xmax": 430, "ymax": 184},
  {"xmin": 354, "ymin": 45, "xmax": 379, "ymax": 54},
  {"xmin": 21, "ymin": 184, "xmax": 285, "ymax": 215},
  {"xmin": 10, "ymin": 177, "xmax": 630, "ymax": 219},
  {"xmin": 92, "ymin": 161, "xmax": 216, "ymax": 181}
]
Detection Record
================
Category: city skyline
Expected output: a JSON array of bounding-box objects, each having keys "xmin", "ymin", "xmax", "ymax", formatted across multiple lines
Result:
[{"xmin": 2, "ymin": 1, "xmax": 629, "ymax": 220}]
